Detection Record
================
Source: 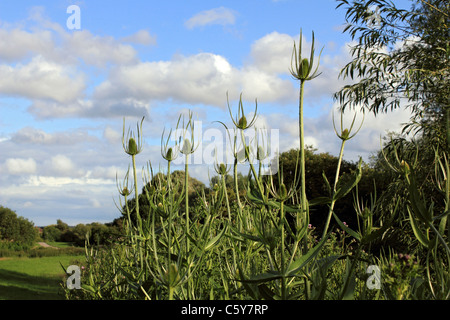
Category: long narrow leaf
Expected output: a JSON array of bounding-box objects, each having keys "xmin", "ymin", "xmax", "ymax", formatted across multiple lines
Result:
[{"xmin": 287, "ymin": 233, "xmax": 329, "ymax": 276}]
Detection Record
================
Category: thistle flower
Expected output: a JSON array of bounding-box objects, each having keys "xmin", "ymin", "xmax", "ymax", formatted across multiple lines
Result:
[
  {"xmin": 226, "ymin": 92, "xmax": 258, "ymax": 130},
  {"xmin": 122, "ymin": 117, "xmax": 144, "ymax": 156},
  {"xmin": 178, "ymin": 111, "xmax": 199, "ymax": 156},
  {"xmin": 332, "ymin": 110, "xmax": 364, "ymax": 141},
  {"xmin": 290, "ymin": 30, "xmax": 323, "ymax": 82},
  {"xmin": 161, "ymin": 126, "xmax": 180, "ymax": 162},
  {"xmin": 116, "ymin": 166, "xmax": 133, "ymax": 197},
  {"xmin": 214, "ymin": 162, "xmax": 230, "ymax": 176}
]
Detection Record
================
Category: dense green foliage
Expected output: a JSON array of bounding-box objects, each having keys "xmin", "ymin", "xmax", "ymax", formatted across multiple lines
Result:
[
  {"xmin": 41, "ymin": 219, "xmax": 122, "ymax": 246},
  {"xmin": 0, "ymin": 205, "xmax": 37, "ymax": 250}
]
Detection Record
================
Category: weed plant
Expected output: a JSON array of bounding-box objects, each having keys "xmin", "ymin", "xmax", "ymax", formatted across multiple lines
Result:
[{"xmin": 62, "ymin": 31, "xmax": 449, "ymax": 300}]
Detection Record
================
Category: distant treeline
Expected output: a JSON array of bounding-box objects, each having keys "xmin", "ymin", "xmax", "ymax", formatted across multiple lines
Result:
[{"xmin": 40, "ymin": 219, "xmax": 123, "ymax": 247}]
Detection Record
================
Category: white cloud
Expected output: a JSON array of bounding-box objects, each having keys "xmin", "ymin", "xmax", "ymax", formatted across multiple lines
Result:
[
  {"xmin": 50, "ymin": 154, "xmax": 76, "ymax": 176},
  {"xmin": 11, "ymin": 126, "xmax": 96, "ymax": 145},
  {"xmin": 63, "ymin": 30, "xmax": 138, "ymax": 67},
  {"xmin": 103, "ymin": 126, "xmax": 122, "ymax": 144},
  {"xmin": 0, "ymin": 28, "xmax": 54, "ymax": 62},
  {"xmin": 121, "ymin": 29, "xmax": 157, "ymax": 46},
  {"xmin": 185, "ymin": 7, "xmax": 237, "ymax": 29},
  {"xmin": 5, "ymin": 158, "xmax": 37, "ymax": 175},
  {"xmin": 249, "ymin": 31, "xmax": 295, "ymax": 75},
  {"xmin": 0, "ymin": 55, "xmax": 85, "ymax": 103},
  {"xmin": 94, "ymin": 52, "xmax": 295, "ymax": 109}
]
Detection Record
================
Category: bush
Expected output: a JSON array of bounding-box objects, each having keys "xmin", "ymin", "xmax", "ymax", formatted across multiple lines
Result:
[{"xmin": 0, "ymin": 205, "xmax": 37, "ymax": 249}]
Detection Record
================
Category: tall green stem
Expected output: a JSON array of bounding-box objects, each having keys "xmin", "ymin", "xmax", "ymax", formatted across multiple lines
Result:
[
  {"xmin": 299, "ymin": 80, "xmax": 307, "ymax": 216},
  {"xmin": 167, "ymin": 160, "xmax": 172, "ymax": 271},
  {"xmin": 222, "ymin": 174, "xmax": 231, "ymax": 222},
  {"xmin": 280, "ymin": 200, "xmax": 287, "ymax": 299},
  {"xmin": 132, "ymin": 154, "xmax": 141, "ymax": 231},
  {"xmin": 322, "ymin": 140, "xmax": 346, "ymax": 239}
]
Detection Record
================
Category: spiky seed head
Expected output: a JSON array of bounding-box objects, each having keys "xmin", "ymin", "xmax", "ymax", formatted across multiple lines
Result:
[
  {"xmin": 182, "ymin": 138, "xmax": 191, "ymax": 154},
  {"xmin": 300, "ymin": 58, "xmax": 310, "ymax": 79},
  {"xmin": 238, "ymin": 116, "xmax": 247, "ymax": 129},
  {"xmin": 121, "ymin": 187, "xmax": 131, "ymax": 196},
  {"xmin": 218, "ymin": 163, "xmax": 227, "ymax": 175},
  {"xmin": 341, "ymin": 129, "xmax": 349, "ymax": 140},
  {"xmin": 166, "ymin": 147, "xmax": 173, "ymax": 160},
  {"xmin": 279, "ymin": 183, "xmax": 288, "ymax": 199},
  {"xmin": 257, "ymin": 146, "xmax": 266, "ymax": 160},
  {"xmin": 128, "ymin": 138, "xmax": 138, "ymax": 155}
]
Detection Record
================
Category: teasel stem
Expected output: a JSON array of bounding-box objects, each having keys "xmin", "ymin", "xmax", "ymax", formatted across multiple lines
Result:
[
  {"xmin": 299, "ymin": 80, "xmax": 308, "ymax": 225},
  {"xmin": 280, "ymin": 200, "xmax": 287, "ymax": 300},
  {"xmin": 233, "ymin": 157, "xmax": 245, "ymax": 229},
  {"xmin": 321, "ymin": 139, "xmax": 346, "ymax": 239}
]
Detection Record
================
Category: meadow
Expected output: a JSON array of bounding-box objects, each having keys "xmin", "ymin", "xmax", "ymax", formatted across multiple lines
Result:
[{"xmin": 0, "ymin": 251, "xmax": 83, "ymax": 300}]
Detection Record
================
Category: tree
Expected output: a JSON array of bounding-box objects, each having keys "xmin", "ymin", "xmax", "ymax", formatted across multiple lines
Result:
[
  {"xmin": 0, "ymin": 205, "xmax": 37, "ymax": 247},
  {"xmin": 121, "ymin": 170, "xmax": 206, "ymax": 228},
  {"xmin": 42, "ymin": 225, "xmax": 62, "ymax": 242},
  {"xmin": 271, "ymin": 147, "xmax": 383, "ymax": 232},
  {"xmin": 335, "ymin": 0, "xmax": 449, "ymax": 148}
]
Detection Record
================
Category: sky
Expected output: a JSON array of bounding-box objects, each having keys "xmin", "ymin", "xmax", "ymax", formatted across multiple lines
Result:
[{"xmin": 0, "ymin": 0, "xmax": 414, "ymax": 226}]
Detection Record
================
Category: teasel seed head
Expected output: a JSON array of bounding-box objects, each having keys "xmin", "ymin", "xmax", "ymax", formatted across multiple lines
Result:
[
  {"xmin": 279, "ymin": 183, "xmax": 288, "ymax": 199},
  {"xmin": 300, "ymin": 58, "xmax": 310, "ymax": 79},
  {"xmin": 127, "ymin": 138, "xmax": 138, "ymax": 155},
  {"xmin": 238, "ymin": 116, "xmax": 247, "ymax": 129},
  {"xmin": 219, "ymin": 163, "xmax": 227, "ymax": 175},
  {"xmin": 181, "ymin": 138, "xmax": 192, "ymax": 154}
]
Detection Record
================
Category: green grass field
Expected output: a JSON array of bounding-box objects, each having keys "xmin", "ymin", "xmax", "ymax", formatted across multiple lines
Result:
[{"xmin": 0, "ymin": 254, "xmax": 83, "ymax": 300}]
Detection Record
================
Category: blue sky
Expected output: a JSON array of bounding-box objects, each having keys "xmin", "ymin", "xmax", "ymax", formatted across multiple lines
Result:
[{"xmin": 0, "ymin": 0, "xmax": 413, "ymax": 226}]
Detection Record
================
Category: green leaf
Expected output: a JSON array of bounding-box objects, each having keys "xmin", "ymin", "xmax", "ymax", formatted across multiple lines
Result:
[
  {"xmin": 309, "ymin": 196, "xmax": 331, "ymax": 206},
  {"xmin": 81, "ymin": 283, "xmax": 96, "ymax": 294},
  {"xmin": 204, "ymin": 224, "xmax": 228, "ymax": 251},
  {"xmin": 340, "ymin": 258, "xmax": 356, "ymax": 300},
  {"xmin": 287, "ymin": 234, "xmax": 329, "ymax": 276},
  {"xmin": 257, "ymin": 284, "xmax": 280, "ymax": 300},
  {"xmin": 333, "ymin": 158, "xmax": 362, "ymax": 201},
  {"xmin": 240, "ymin": 271, "xmax": 283, "ymax": 284},
  {"xmin": 332, "ymin": 210, "xmax": 361, "ymax": 241},
  {"xmin": 408, "ymin": 206, "xmax": 430, "ymax": 248}
]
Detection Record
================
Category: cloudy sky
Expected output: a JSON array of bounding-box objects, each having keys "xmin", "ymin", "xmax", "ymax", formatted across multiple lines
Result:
[{"xmin": 0, "ymin": 0, "xmax": 413, "ymax": 226}]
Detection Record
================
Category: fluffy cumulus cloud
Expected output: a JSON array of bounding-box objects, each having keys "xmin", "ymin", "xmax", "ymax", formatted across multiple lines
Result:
[
  {"xmin": 0, "ymin": 55, "xmax": 85, "ymax": 103},
  {"xmin": 185, "ymin": 7, "xmax": 237, "ymax": 29},
  {"xmin": 4, "ymin": 158, "xmax": 37, "ymax": 175},
  {"xmin": 94, "ymin": 54, "xmax": 291, "ymax": 109}
]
